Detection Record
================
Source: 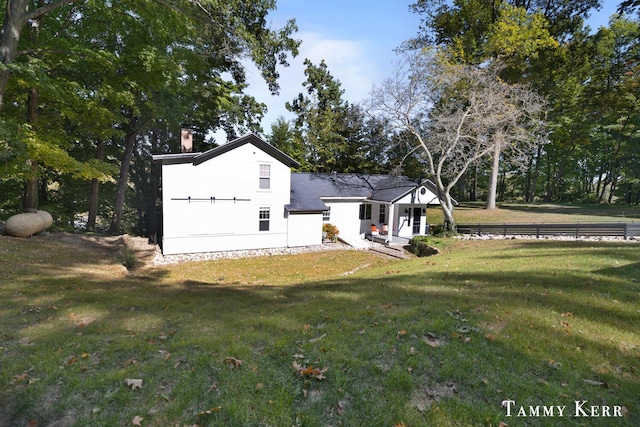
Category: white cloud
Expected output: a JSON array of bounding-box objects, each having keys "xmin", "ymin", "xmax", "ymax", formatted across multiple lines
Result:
[{"xmin": 244, "ymin": 31, "xmax": 380, "ymax": 133}]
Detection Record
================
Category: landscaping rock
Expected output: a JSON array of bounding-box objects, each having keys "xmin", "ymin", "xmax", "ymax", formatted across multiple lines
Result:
[{"xmin": 5, "ymin": 210, "xmax": 53, "ymax": 237}]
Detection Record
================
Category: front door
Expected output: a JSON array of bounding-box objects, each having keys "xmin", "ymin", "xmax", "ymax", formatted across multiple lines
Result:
[{"xmin": 412, "ymin": 207, "xmax": 421, "ymax": 234}]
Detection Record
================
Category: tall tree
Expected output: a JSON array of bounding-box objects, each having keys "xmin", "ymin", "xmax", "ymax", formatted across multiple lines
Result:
[
  {"xmin": 406, "ymin": 0, "xmax": 600, "ymax": 208},
  {"xmin": 286, "ymin": 59, "xmax": 348, "ymax": 172},
  {"xmin": 369, "ymin": 51, "xmax": 546, "ymax": 230},
  {"xmin": 286, "ymin": 59, "xmax": 378, "ymax": 173}
]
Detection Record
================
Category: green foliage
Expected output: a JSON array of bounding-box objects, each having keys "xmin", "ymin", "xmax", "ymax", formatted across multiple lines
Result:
[
  {"xmin": 0, "ymin": 0, "xmax": 300, "ymax": 233},
  {"xmin": 287, "ymin": 59, "xmax": 393, "ymax": 173},
  {"xmin": 118, "ymin": 247, "xmax": 140, "ymax": 270},
  {"xmin": 487, "ymin": 4, "xmax": 558, "ymax": 61},
  {"xmin": 408, "ymin": 235, "xmax": 441, "ymax": 256},
  {"xmin": 407, "ymin": 1, "xmax": 640, "ymax": 206},
  {"xmin": 428, "ymin": 223, "xmax": 458, "ymax": 237}
]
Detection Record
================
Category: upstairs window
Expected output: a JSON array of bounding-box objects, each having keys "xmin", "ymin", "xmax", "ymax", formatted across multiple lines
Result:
[
  {"xmin": 259, "ymin": 164, "xmax": 271, "ymax": 189},
  {"xmin": 322, "ymin": 208, "xmax": 331, "ymax": 222},
  {"xmin": 259, "ymin": 207, "xmax": 270, "ymax": 231}
]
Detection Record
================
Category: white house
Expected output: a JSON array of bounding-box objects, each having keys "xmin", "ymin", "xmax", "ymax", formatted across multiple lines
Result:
[{"xmin": 153, "ymin": 133, "xmax": 442, "ymax": 255}]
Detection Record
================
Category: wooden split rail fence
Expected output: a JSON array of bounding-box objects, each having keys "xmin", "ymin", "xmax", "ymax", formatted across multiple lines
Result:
[{"xmin": 456, "ymin": 223, "xmax": 640, "ymax": 240}]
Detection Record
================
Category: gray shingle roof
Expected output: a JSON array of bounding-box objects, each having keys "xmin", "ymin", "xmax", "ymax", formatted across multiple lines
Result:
[{"xmin": 287, "ymin": 172, "xmax": 439, "ymax": 212}]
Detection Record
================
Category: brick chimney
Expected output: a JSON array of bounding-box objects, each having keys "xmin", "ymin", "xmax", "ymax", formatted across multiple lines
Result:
[{"xmin": 180, "ymin": 128, "xmax": 193, "ymax": 153}]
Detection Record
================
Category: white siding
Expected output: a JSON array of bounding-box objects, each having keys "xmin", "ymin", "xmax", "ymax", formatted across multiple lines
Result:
[
  {"xmin": 322, "ymin": 199, "xmax": 369, "ymax": 248},
  {"xmin": 161, "ymin": 143, "xmax": 292, "ymax": 254},
  {"xmin": 287, "ymin": 212, "xmax": 323, "ymax": 247}
]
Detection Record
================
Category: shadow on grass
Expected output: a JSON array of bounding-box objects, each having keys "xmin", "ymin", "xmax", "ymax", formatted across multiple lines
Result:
[{"xmin": 0, "ymin": 237, "xmax": 639, "ymax": 426}]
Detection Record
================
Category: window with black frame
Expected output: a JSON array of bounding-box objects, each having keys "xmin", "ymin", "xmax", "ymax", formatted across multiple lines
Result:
[{"xmin": 259, "ymin": 207, "xmax": 270, "ymax": 231}]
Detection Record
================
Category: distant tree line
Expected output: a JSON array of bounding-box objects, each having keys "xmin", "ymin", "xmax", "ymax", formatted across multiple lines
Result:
[{"xmin": 272, "ymin": 0, "xmax": 640, "ymax": 215}]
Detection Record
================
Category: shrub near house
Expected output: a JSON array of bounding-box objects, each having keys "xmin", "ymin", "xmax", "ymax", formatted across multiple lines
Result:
[
  {"xmin": 322, "ymin": 223, "xmax": 339, "ymax": 242},
  {"xmin": 409, "ymin": 236, "xmax": 440, "ymax": 257}
]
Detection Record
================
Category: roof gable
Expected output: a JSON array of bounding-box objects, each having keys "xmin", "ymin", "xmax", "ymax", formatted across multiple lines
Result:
[
  {"xmin": 153, "ymin": 133, "xmax": 299, "ymax": 168},
  {"xmin": 193, "ymin": 133, "xmax": 299, "ymax": 168}
]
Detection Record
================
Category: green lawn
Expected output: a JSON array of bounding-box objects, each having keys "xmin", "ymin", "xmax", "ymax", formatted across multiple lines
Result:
[
  {"xmin": 429, "ymin": 202, "xmax": 640, "ymax": 225},
  {"xmin": 1, "ymin": 233, "xmax": 639, "ymax": 426}
]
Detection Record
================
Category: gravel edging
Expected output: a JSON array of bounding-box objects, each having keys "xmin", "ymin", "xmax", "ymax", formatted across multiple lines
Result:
[
  {"xmin": 152, "ymin": 234, "xmax": 639, "ymax": 266},
  {"xmin": 152, "ymin": 242, "xmax": 356, "ymax": 265}
]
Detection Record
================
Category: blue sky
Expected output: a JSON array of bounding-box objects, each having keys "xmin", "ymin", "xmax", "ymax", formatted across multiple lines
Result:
[{"xmin": 244, "ymin": 0, "xmax": 621, "ymax": 135}]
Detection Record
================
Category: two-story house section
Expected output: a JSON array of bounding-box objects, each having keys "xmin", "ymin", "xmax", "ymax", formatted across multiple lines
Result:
[{"xmin": 153, "ymin": 133, "xmax": 301, "ymax": 255}]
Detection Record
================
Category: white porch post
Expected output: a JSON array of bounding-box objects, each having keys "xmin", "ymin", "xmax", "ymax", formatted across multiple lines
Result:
[{"xmin": 388, "ymin": 202, "xmax": 395, "ymax": 238}]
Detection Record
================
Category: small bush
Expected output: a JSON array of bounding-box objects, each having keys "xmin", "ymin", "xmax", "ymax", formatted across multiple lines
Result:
[
  {"xmin": 429, "ymin": 223, "xmax": 457, "ymax": 237},
  {"xmin": 409, "ymin": 236, "xmax": 440, "ymax": 257},
  {"xmin": 323, "ymin": 223, "xmax": 339, "ymax": 242},
  {"xmin": 119, "ymin": 248, "xmax": 140, "ymax": 270}
]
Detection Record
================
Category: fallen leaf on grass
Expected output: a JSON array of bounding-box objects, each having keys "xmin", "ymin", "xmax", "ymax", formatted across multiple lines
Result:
[
  {"xmin": 132, "ymin": 415, "xmax": 143, "ymax": 426},
  {"xmin": 126, "ymin": 378, "xmax": 143, "ymax": 390},
  {"xmin": 485, "ymin": 333, "xmax": 496, "ymax": 341},
  {"xmin": 308, "ymin": 334, "xmax": 326, "ymax": 343},
  {"xmin": 292, "ymin": 361, "xmax": 328, "ymax": 380},
  {"xmin": 13, "ymin": 372, "xmax": 29, "ymax": 383},
  {"xmin": 547, "ymin": 359, "xmax": 561, "ymax": 369},
  {"xmin": 198, "ymin": 407, "xmax": 222, "ymax": 416},
  {"xmin": 122, "ymin": 358, "xmax": 137, "ymax": 368},
  {"xmin": 224, "ymin": 357, "xmax": 243, "ymax": 369},
  {"xmin": 422, "ymin": 333, "xmax": 440, "ymax": 348}
]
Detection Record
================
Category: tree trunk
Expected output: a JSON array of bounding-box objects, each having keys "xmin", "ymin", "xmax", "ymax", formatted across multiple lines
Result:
[
  {"xmin": 0, "ymin": 0, "xmax": 29, "ymax": 110},
  {"xmin": 486, "ymin": 132, "xmax": 503, "ymax": 210},
  {"xmin": 110, "ymin": 114, "xmax": 138, "ymax": 234},
  {"xmin": 22, "ymin": 87, "xmax": 39, "ymax": 211},
  {"xmin": 1, "ymin": 0, "xmax": 80, "ymax": 110},
  {"xmin": 470, "ymin": 164, "xmax": 477, "ymax": 201},
  {"xmin": 147, "ymin": 129, "xmax": 164, "ymax": 243},
  {"xmin": 526, "ymin": 143, "xmax": 541, "ymax": 202},
  {"xmin": 87, "ymin": 139, "xmax": 105, "ymax": 231},
  {"xmin": 434, "ymin": 181, "xmax": 456, "ymax": 232}
]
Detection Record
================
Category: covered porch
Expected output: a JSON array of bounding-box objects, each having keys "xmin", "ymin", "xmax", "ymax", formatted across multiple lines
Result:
[{"xmin": 364, "ymin": 201, "xmax": 432, "ymax": 245}]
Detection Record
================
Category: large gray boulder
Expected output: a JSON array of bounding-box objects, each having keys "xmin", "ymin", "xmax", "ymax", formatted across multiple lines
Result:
[{"xmin": 5, "ymin": 210, "xmax": 53, "ymax": 237}]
